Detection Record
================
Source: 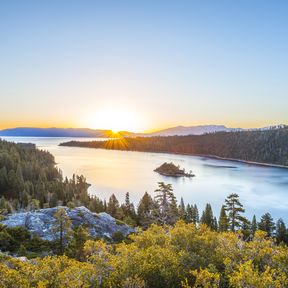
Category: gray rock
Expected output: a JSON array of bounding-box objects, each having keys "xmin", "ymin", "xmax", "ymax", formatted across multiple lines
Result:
[{"xmin": 1, "ymin": 206, "xmax": 133, "ymax": 241}]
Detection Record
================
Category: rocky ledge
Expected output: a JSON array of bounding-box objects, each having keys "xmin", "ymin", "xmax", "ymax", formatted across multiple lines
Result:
[{"xmin": 1, "ymin": 206, "xmax": 133, "ymax": 241}]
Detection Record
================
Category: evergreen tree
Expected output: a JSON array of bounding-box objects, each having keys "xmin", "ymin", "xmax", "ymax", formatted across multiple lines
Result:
[
  {"xmin": 154, "ymin": 182, "xmax": 179, "ymax": 225},
  {"xmin": 107, "ymin": 194, "xmax": 120, "ymax": 219},
  {"xmin": 224, "ymin": 193, "xmax": 247, "ymax": 231},
  {"xmin": 178, "ymin": 197, "xmax": 186, "ymax": 220},
  {"xmin": 192, "ymin": 204, "xmax": 199, "ymax": 224},
  {"xmin": 213, "ymin": 217, "xmax": 218, "ymax": 231},
  {"xmin": 28, "ymin": 198, "xmax": 40, "ymax": 211},
  {"xmin": 200, "ymin": 204, "xmax": 215, "ymax": 229},
  {"xmin": 52, "ymin": 208, "xmax": 72, "ymax": 254},
  {"xmin": 67, "ymin": 225, "xmax": 89, "ymax": 261},
  {"xmin": 120, "ymin": 192, "xmax": 137, "ymax": 225},
  {"xmin": 0, "ymin": 167, "xmax": 8, "ymax": 191},
  {"xmin": 218, "ymin": 205, "xmax": 229, "ymax": 232},
  {"xmin": 137, "ymin": 192, "xmax": 156, "ymax": 228},
  {"xmin": 123, "ymin": 192, "xmax": 136, "ymax": 217},
  {"xmin": 124, "ymin": 192, "xmax": 131, "ymax": 213},
  {"xmin": 0, "ymin": 196, "xmax": 12, "ymax": 214},
  {"xmin": 103, "ymin": 199, "xmax": 107, "ymax": 211},
  {"xmin": 276, "ymin": 218, "xmax": 288, "ymax": 244},
  {"xmin": 186, "ymin": 204, "xmax": 192, "ymax": 223},
  {"xmin": 258, "ymin": 213, "xmax": 276, "ymax": 237},
  {"xmin": 241, "ymin": 220, "xmax": 252, "ymax": 241},
  {"xmin": 251, "ymin": 215, "xmax": 257, "ymax": 236}
]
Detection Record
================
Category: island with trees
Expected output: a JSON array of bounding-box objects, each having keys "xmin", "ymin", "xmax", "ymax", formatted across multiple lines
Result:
[{"xmin": 154, "ymin": 162, "xmax": 195, "ymax": 177}]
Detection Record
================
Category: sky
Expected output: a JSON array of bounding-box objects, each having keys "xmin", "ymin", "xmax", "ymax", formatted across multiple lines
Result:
[{"xmin": 0, "ymin": 0, "xmax": 287, "ymax": 132}]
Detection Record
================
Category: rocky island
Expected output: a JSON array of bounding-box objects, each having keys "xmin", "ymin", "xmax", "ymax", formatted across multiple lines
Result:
[{"xmin": 154, "ymin": 162, "xmax": 195, "ymax": 177}]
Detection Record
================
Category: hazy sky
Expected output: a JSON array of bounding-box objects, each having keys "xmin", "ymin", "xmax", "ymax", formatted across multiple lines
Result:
[{"xmin": 0, "ymin": 0, "xmax": 287, "ymax": 132}]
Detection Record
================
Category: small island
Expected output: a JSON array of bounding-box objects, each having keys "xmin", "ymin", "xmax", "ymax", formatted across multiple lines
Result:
[{"xmin": 154, "ymin": 162, "xmax": 195, "ymax": 177}]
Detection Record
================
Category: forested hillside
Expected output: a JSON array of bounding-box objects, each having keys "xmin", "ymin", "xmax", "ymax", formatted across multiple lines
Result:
[
  {"xmin": 0, "ymin": 139, "xmax": 104, "ymax": 213},
  {"xmin": 60, "ymin": 126, "xmax": 288, "ymax": 166}
]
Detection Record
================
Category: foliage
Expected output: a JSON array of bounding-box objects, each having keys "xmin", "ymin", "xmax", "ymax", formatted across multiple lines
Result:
[
  {"xmin": 0, "ymin": 224, "xmax": 51, "ymax": 256},
  {"xmin": 1, "ymin": 222, "xmax": 288, "ymax": 287}
]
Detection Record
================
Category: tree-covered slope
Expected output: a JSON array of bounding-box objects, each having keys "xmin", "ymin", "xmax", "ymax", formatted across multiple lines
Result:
[
  {"xmin": 60, "ymin": 126, "xmax": 288, "ymax": 166},
  {"xmin": 0, "ymin": 139, "xmax": 104, "ymax": 213}
]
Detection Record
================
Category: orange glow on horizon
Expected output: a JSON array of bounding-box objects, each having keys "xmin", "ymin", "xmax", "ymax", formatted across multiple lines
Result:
[{"xmin": 0, "ymin": 118, "xmax": 285, "ymax": 133}]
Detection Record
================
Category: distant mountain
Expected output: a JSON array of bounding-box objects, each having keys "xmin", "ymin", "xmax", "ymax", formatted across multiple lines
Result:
[
  {"xmin": 0, "ymin": 127, "xmax": 112, "ymax": 137},
  {"xmin": 0, "ymin": 125, "xmax": 285, "ymax": 138},
  {"xmin": 146, "ymin": 125, "xmax": 242, "ymax": 136}
]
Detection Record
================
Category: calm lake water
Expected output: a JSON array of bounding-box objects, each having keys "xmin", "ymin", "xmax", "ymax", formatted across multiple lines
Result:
[{"xmin": 2, "ymin": 136, "xmax": 288, "ymax": 222}]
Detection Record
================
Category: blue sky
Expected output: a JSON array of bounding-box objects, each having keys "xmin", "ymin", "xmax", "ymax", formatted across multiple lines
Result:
[{"xmin": 0, "ymin": 0, "xmax": 287, "ymax": 131}]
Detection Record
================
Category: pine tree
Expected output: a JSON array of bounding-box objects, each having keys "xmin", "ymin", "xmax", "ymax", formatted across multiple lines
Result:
[
  {"xmin": 186, "ymin": 204, "xmax": 192, "ymax": 223},
  {"xmin": 52, "ymin": 208, "xmax": 72, "ymax": 254},
  {"xmin": 107, "ymin": 194, "xmax": 120, "ymax": 219},
  {"xmin": 213, "ymin": 217, "xmax": 218, "ymax": 231},
  {"xmin": 276, "ymin": 218, "xmax": 288, "ymax": 244},
  {"xmin": 125, "ymin": 192, "xmax": 131, "ymax": 214},
  {"xmin": 0, "ymin": 196, "xmax": 12, "ymax": 214},
  {"xmin": 218, "ymin": 205, "xmax": 229, "ymax": 232},
  {"xmin": 192, "ymin": 204, "xmax": 199, "ymax": 224},
  {"xmin": 0, "ymin": 167, "xmax": 8, "ymax": 191},
  {"xmin": 241, "ymin": 220, "xmax": 252, "ymax": 241},
  {"xmin": 67, "ymin": 225, "xmax": 89, "ymax": 261},
  {"xmin": 258, "ymin": 213, "xmax": 275, "ymax": 237},
  {"xmin": 224, "ymin": 193, "xmax": 247, "ymax": 231},
  {"xmin": 200, "ymin": 204, "xmax": 215, "ymax": 229},
  {"xmin": 15, "ymin": 164, "xmax": 25, "ymax": 205},
  {"xmin": 137, "ymin": 192, "xmax": 156, "ymax": 228},
  {"xmin": 154, "ymin": 182, "xmax": 179, "ymax": 225},
  {"xmin": 123, "ymin": 192, "xmax": 136, "ymax": 218},
  {"xmin": 251, "ymin": 215, "xmax": 257, "ymax": 236},
  {"xmin": 178, "ymin": 197, "xmax": 186, "ymax": 220},
  {"xmin": 120, "ymin": 192, "xmax": 137, "ymax": 226}
]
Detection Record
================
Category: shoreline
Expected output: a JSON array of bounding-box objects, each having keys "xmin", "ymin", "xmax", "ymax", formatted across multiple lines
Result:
[
  {"xmin": 195, "ymin": 154, "xmax": 288, "ymax": 169},
  {"xmin": 59, "ymin": 142, "xmax": 288, "ymax": 170}
]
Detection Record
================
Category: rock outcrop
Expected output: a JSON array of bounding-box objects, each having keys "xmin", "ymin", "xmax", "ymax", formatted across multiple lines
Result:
[{"xmin": 1, "ymin": 206, "xmax": 133, "ymax": 241}]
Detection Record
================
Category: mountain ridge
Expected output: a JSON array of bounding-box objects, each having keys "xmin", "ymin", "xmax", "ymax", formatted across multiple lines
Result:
[
  {"xmin": 0, "ymin": 124, "xmax": 285, "ymax": 138},
  {"xmin": 146, "ymin": 124, "xmax": 242, "ymax": 136}
]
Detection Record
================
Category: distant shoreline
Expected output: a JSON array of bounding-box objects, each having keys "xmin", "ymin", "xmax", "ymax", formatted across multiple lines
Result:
[
  {"xmin": 59, "ymin": 141, "xmax": 288, "ymax": 170},
  {"xmin": 196, "ymin": 154, "xmax": 288, "ymax": 169}
]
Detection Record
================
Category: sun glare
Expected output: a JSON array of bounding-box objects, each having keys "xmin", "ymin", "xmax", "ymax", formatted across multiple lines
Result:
[{"xmin": 87, "ymin": 108, "xmax": 144, "ymax": 132}]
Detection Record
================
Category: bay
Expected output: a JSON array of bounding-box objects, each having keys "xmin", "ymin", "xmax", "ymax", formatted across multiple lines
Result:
[{"xmin": 2, "ymin": 136, "xmax": 288, "ymax": 222}]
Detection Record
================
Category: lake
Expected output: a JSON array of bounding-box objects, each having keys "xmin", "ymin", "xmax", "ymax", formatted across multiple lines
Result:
[{"xmin": 2, "ymin": 136, "xmax": 288, "ymax": 222}]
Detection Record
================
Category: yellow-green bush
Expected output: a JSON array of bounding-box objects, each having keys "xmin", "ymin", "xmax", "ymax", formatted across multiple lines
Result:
[{"xmin": 1, "ymin": 221, "xmax": 288, "ymax": 288}]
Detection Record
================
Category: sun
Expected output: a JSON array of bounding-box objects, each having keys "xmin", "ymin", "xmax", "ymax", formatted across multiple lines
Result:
[{"xmin": 87, "ymin": 108, "xmax": 144, "ymax": 132}]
